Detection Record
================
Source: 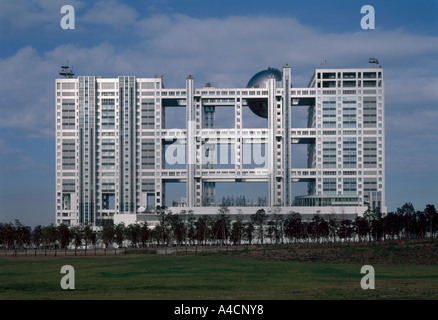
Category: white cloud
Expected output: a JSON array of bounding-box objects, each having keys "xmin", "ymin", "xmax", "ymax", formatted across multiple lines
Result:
[
  {"xmin": 79, "ymin": 0, "xmax": 139, "ymax": 26},
  {"xmin": 386, "ymin": 76, "xmax": 438, "ymax": 107},
  {"xmin": 0, "ymin": 139, "xmax": 18, "ymax": 154},
  {"xmin": 1, "ymin": 12, "xmax": 437, "ymax": 149},
  {"xmin": 0, "ymin": 0, "xmax": 84, "ymax": 29},
  {"xmin": 0, "ymin": 46, "xmax": 57, "ymax": 139},
  {"xmin": 386, "ymin": 107, "xmax": 438, "ymax": 174}
]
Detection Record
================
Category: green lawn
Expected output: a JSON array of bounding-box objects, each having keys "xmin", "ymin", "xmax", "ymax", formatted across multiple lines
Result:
[{"xmin": 0, "ymin": 254, "xmax": 437, "ymax": 300}]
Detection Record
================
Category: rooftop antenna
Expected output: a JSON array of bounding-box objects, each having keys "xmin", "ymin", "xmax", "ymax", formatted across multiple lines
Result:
[
  {"xmin": 369, "ymin": 58, "xmax": 379, "ymax": 68},
  {"xmin": 320, "ymin": 59, "xmax": 327, "ymax": 68},
  {"xmin": 59, "ymin": 60, "xmax": 75, "ymax": 78}
]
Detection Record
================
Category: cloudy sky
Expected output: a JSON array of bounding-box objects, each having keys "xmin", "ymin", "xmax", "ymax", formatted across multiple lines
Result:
[{"xmin": 0, "ymin": 0, "xmax": 437, "ymax": 226}]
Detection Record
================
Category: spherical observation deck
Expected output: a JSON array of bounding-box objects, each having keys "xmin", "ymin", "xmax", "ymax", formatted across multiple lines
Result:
[{"xmin": 246, "ymin": 67, "xmax": 283, "ymax": 118}]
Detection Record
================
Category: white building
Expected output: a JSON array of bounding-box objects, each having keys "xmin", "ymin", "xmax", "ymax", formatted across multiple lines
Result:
[{"xmin": 55, "ymin": 63, "xmax": 386, "ymax": 226}]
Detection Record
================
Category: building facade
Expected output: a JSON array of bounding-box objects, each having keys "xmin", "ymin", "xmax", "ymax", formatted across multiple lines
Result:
[{"xmin": 55, "ymin": 64, "xmax": 386, "ymax": 226}]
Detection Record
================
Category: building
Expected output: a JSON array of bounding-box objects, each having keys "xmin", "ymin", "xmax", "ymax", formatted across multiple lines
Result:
[{"xmin": 55, "ymin": 63, "xmax": 386, "ymax": 227}]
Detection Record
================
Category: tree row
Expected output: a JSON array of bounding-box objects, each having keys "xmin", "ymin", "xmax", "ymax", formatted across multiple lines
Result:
[{"xmin": 1, "ymin": 203, "xmax": 437, "ymax": 251}]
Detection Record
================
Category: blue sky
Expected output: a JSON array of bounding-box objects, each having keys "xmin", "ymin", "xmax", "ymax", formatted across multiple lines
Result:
[{"xmin": 0, "ymin": 0, "xmax": 437, "ymax": 226}]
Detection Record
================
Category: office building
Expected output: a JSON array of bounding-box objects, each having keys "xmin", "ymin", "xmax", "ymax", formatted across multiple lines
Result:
[{"xmin": 55, "ymin": 63, "xmax": 385, "ymax": 226}]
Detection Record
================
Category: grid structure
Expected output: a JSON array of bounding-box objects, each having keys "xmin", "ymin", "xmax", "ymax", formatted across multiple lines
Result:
[{"xmin": 55, "ymin": 64, "xmax": 385, "ymax": 226}]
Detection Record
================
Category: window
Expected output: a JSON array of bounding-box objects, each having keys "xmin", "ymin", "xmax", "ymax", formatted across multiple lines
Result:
[
  {"xmin": 343, "ymin": 137, "xmax": 357, "ymax": 168},
  {"xmin": 343, "ymin": 178, "xmax": 357, "ymax": 194},
  {"xmin": 323, "ymin": 141, "xmax": 336, "ymax": 168},
  {"xmin": 323, "ymin": 178, "xmax": 336, "ymax": 194}
]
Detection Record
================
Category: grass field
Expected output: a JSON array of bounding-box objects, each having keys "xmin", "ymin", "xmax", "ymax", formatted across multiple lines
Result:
[{"xmin": 1, "ymin": 250, "xmax": 438, "ymax": 300}]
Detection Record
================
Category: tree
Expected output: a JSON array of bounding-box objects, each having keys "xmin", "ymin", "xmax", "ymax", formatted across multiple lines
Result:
[
  {"xmin": 327, "ymin": 214, "xmax": 340, "ymax": 243},
  {"xmin": 267, "ymin": 208, "xmax": 284, "ymax": 244},
  {"xmin": 213, "ymin": 207, "xmax": 231, "ymax": 245},
  {"xmin": 101, "ymin": 224, "xmax": 115, "ymax": 252},
  {"xmin": 195, "ymin": 215, "xmax": 212, "ymax": 245},
  {"xmin": 14, "ymin": 220, "xmax": 31, "ymax": 250},
  {"xmin": 114, "ymin": 223, "xmax": 126, "ymax": 248},
  {"xmin": 382, "ymin": 212, "xmax": 401, "ymax": 241},
  {"xmin": 316, "ymin": 216, "xmax": 330, "ymax": 243},
  {"xmin": 91, "ymin": 230, "xmax": 98, "ymax": 254},
  {"xmin": 266, "ymin": 220, "xmax": 275, "ymax": 244},
  {"xmin": 307, "ymin": 214, "xmax": 328, "ymax": 243},
  {"xmin": 71, "ymin": 225, "xmax": 83, "ymax": 255},
  {"xmin": 251, "ymin": 209, "xmax": 267, "ymax": 245},
  {"xmin": 230, "ymin": 216, "xmax": 244, "ymax": 245},
  {"xmin": 149, "ymin": 227, "xmax": 160, "ymax": 247},
  {"xmin": 42, "ymin": 224, "xmax": 58, "ymax": 252},
  {"xmin": 283, "ymin": 212, "xmax": 302, "ymax": 243},
  {"xmin": 397, "ymin": 202, "xmax": 415, "ymax": 239},
  {"xmin": 156, "ymin": 207, "xmax": 172, "ymax": 247},
  {"xmin": 363, "ymin": 206, "xmax": 374, "ymax": 242},
  {"xmin": 425, "ymin": 204, "xmax": 438, "ymax": 241},
  {"xmin": 338, "ymin": 219, "xmax": 354, "ymax": 241},
  {"xmin": 83, "ymin": 224, "xmax": 94, "ymax": 255},
  {"xmin": 0, "ymin": 223, "xmax": 16, "ymax": 252},
  {"xmin": 413, "ymin": 210, "xmax": 428, "ymax": 239},
  {"xmin": 169, "ymin": 214, "xmax": 185, "ymax": 246},
  {"xmin": 244, "ymin": 221, "xmax": 255, "ymax": 245},
  {"xmin": 139, "ymin": 223, "xmax": 150, "ymax": 248},
  {"xmin": 31, "ymin": 225, "xmax": 44, "ymax": 249},
  {"xmin": 154, "ymin": 214, "xmax": 166, "ymax": 246},
  {"xmin": 301, "ymin": 220, "xmax": 310, "ymax": 243},
  {"xmin": 126, "ymin": 223, "xmax": 141, "ymax": 248},
  {"xmin": 354, "ymin": 216, "xmax": 370, "ymax": 242},
  {"xmin": 57, "ymin": 224, "xmax": 72, "ymax": 251},
  {"xmin": 371, "ymin": 218, "xmax": 384, "ymax": 243},
  {"xmin": 186, "ymin": 211, "xmax": 196, "ymax": 246}
]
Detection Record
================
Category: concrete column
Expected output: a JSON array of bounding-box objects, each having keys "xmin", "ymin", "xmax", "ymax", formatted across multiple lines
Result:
[
  {"xmin": 267, "ymin": 74, "xmax": 276, "ymax": 206},
  {"xmin": 186, "ymin": 75, "xmax": 196, "ymax": 207},
  {"xmin": 282, "ymin": 64, "xmax": 292, "ymax": 206}
]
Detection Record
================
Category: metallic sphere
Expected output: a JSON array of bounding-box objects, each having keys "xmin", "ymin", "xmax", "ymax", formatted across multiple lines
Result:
[{"xmin": 246, "ymin": 67, "xmax": 282, "ymax": 118}]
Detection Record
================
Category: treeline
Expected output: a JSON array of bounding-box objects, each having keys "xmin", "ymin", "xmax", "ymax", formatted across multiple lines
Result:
[{"xmin": 1, "ymin": 203, "xmax": 437, "ymax": 252}]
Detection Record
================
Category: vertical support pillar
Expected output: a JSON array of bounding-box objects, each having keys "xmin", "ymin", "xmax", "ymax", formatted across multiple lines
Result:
[
  {"xmin": 186, "ymin": 75, "xmax": 196, "ymax": 207},
  {"xmin": 118, "ymin": 76, "xmax": 136, "ymax": 215},
  {"xmin": 267, "ymin": 75, "xmax": 276, "ymax": 206},
  {"xmin": 235, "ymin": 99, "xmax": 242, "ymax": 172},
  {"xmin": 78, "ymin": 76, "xmax": 96, "ymax": 225},
  {"xmin": 154, "ymin": 91, "xmax": 163, "ymax": 209},
  {"xmin": 282, "ymin": 64, "xmax": 291, "ymax": 206}
]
